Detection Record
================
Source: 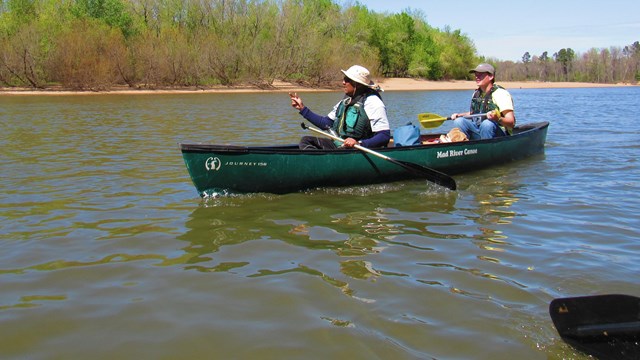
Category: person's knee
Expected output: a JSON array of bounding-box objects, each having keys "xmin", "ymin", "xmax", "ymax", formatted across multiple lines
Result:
[
  {"xmin": 479, "ymin": 120, "xmax": 498, "ymax": 138},
  {"xmin": 479, "ymin": 120, "xmax": 494, "ymax": 131},
  {"xmin": 453, "ymin": 118, "xmax": 472, "ymax": 137}
]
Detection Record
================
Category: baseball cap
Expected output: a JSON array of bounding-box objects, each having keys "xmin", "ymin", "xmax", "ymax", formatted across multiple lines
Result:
[{"xmin": 469, "ymin": 63, "xmax": 495, "ymax": 75}]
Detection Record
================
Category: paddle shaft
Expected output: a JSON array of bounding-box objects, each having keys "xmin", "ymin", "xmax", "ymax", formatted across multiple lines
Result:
[
  {"xmin": 566, "ymin": 321, "xmax": 640, "ymax": 338},
  {"xmin": 419, "ymin": 112, "xmax": 488, "ymax": 122},
  {"xmin": 418, "ymin": 113, "xmax": 487, "ymax": 129},
  {"xmin": 301, "ymin": 123, "xmax": 456, "ymax": 190},
  {"xmin": 305, "ymin": 126, "xmax": 396, "ymax": 160},
  {"xmin": 454, "ymin": 112, "xmax": 488, "ymax": 120}
]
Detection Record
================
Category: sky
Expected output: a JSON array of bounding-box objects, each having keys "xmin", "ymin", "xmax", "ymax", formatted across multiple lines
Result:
[{"xmin": 357, "ymin": 0, "xmax": 640, "ymax": 62}]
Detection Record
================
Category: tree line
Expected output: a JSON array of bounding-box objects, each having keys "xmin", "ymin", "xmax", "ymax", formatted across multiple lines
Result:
[
  {"xmin": 0, "ymin": 0, "xmax": 478, "ymax": 90},
  {"xmin": 493, "ymin": 43, "xmax": 640, "ymax": 83},
  {"xmin": 0, "ymin": 0, "xmax": 638, "ymax": 91}
]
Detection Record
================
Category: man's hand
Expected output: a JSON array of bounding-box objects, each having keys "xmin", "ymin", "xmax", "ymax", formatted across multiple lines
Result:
[{"xmin": 487, "ymin": 109, "xmax": 501, "ymax": 121}]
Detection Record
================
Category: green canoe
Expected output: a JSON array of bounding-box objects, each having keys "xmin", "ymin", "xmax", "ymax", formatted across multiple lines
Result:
[{"xmin": 180, "ymin": 121, "xmax": 549, "ymax": 196}]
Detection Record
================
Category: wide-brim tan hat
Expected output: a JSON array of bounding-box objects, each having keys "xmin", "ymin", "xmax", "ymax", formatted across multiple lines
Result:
[{"xmin": 341, "ymin": 65, "xmax": 382, "ymax": 91}]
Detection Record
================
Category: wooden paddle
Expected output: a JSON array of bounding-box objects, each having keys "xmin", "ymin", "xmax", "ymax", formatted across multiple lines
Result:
[
  {"xmin": 550, "ymin": 294, "xmax": 640, "ymax": 360},
  {"xmin": 300, "ymin": 123, "xmax": 456, "ymax": 190},
  {"xmin": 417, "ymin": 112, "xmax": 487, "ymax": 129}
]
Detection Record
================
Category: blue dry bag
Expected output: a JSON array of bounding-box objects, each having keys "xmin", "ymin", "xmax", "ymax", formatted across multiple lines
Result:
[{"xmin": 393, "ymin": 123, "xmax": 421, "ymax": 147}]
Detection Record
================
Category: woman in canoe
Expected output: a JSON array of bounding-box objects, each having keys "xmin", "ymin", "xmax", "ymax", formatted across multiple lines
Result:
[{"xmin": 290, "ymin": 65, "xmax": 391, "ymax": 149}]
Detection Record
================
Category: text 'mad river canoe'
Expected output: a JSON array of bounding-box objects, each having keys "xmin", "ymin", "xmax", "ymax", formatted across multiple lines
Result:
[{"xmin": 180, "ymin": 121, "xmax": 549, "ymax": 196}]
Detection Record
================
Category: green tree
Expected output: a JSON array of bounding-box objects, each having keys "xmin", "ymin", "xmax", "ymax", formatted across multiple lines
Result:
[
  {"xmin": 624, "ymin": 41, "xmax": 640, "ymax": 81},
  {"xmin": 434, "ymin": 26, "xmax": 476, "ymax": 80},
  {"xmin": 48, "ymin": 19, "xmax": 128, "ymax": 89},
  {"xmin": 539, "ymin": 51, "xmax": 549, "ymax": 62},
  {"xmin": 537, "ymin": 51, "xmax": 549, "ymax": 81},
  {"xmin": 554, "ymin": 48, "xmax": 575, "ymax": 80},
  {"xmin": 0, "ymin": 22, "xmax": 47, "ymax": 87},
  {"xmin": 72, "ymin": 0, "xmax": 136, "ymax": 37},
  {"xmin": 522, "ymin": 52, "xmax": 531, "ymax": 79},
  {"xmin": 369, "ymin": 12, "xmax": 414, "ymax": 77},
  {"xmin": 1, "ymin": 0, "xmax": 36, "ymax": 32}
]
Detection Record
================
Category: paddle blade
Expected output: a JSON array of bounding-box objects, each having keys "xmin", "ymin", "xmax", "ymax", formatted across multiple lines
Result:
[
  {"xmin": 550, "ymin": 294, "xmax": 640, "ymax": 360},
  {"xmin": 417, "ymin": 113, "xmax": 450, "ymax": 129},
  {"xmin": 393, "ymin": 159, "xmax": 456, "ymax": 190}
]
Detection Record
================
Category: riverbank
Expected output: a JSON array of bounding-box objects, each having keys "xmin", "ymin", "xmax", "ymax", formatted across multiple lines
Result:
[
  {"xmin": 0, "ymin": 78, "xmax": 636, "ymax": 95},
  {"xmin": 377, "ymin": 78, "xmax": 637, "ymax": 91}
]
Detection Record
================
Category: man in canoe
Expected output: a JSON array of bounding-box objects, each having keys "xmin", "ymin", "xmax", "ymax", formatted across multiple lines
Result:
[
  {"xmin": 290, "ymin": 65, "xmax": 391, "ymax": 149},
  {"xmin": 450, "ymin": 63, "xmax": 515, "ymax": 140}
]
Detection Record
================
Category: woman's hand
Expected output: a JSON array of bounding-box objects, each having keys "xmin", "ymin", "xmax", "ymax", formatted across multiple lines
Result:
[
  {"xmin": 289, "ymin": 92, "xmax": 304, "ymax": 110},
  {"xmin": 342, "ymin": 138, "xmax": 358, "ymax": 148}
]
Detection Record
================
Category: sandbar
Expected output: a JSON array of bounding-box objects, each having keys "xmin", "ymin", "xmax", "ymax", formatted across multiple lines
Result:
[{"xmin": 0, "ymin": 78, "xmax": 635, "ymax": 96}]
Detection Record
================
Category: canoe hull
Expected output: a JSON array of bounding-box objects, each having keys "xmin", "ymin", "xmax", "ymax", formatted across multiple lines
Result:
[{"xmin": 180, "ymin": 122, "xmax": 549, "ymax": 195}]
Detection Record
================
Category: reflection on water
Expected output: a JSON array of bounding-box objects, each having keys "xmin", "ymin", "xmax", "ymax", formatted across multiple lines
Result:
[{"xmin": 172, "ymin": 175, "xmax": 531, "ymax": 306}]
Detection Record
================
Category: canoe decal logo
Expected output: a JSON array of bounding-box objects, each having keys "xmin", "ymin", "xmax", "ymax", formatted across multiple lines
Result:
[{"xmin": 205, "ymin": 157, "xmax": 222, "ymax": 171}]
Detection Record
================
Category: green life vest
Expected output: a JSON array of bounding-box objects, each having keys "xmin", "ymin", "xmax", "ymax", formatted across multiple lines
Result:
[
  {"xmin": 470, "ymin": 84, "xmax": 504, "ymax": 114},
  {"xmin": 470, "ymin": 84, "xmax": 513, "ymax": 135},
  {"xmin": 331, "ymin": 92, "xmax": 376, "ymax": 145}
]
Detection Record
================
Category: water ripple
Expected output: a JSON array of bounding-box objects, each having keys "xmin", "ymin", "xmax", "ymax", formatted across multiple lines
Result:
[{"xmin": 1, "ymin": 88, "xmax": 639, "ymax": 359}]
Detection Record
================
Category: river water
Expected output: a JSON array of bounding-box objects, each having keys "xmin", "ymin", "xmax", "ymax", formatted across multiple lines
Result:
[{"xmin": 1, "ymin": 86, "xmax": 638, "ymax": 359}]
